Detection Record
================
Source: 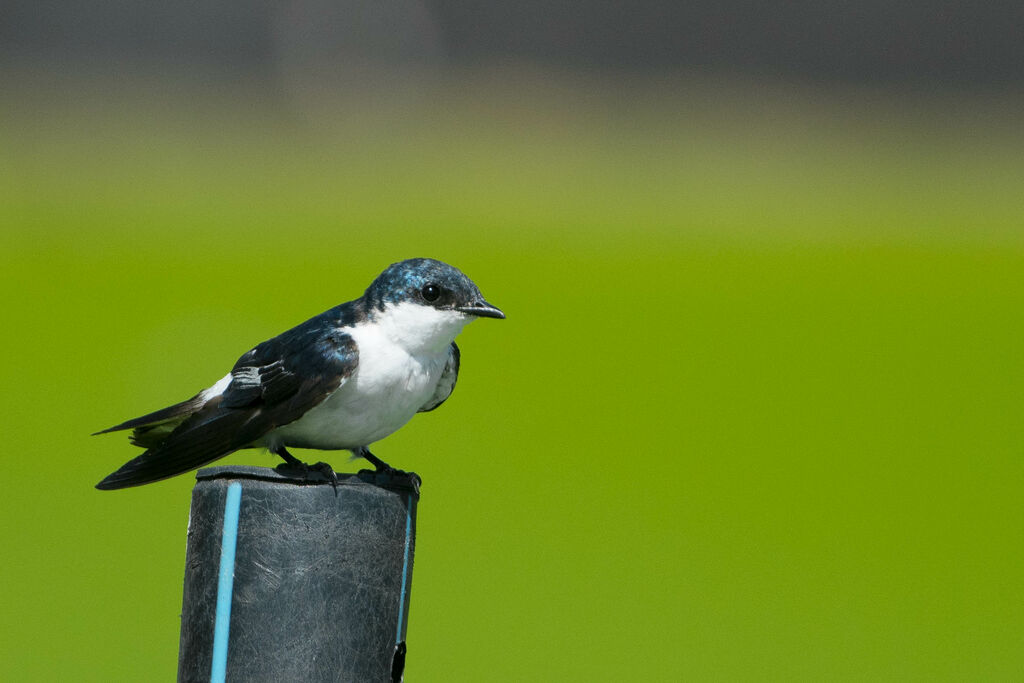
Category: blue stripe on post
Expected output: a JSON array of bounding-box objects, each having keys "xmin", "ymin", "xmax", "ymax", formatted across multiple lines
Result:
[
  {"xmin": 395, "ymin": 494, "xmax": 413, "ymax": 642},
  {"xmin": 210, "ymin": 482, "xmax": 243, "ymax": 683}
]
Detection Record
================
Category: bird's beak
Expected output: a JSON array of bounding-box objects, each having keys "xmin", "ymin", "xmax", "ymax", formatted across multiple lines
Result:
[{"xmin": 457, "ymin": 300, "xmax": 506, "ymax": 319}]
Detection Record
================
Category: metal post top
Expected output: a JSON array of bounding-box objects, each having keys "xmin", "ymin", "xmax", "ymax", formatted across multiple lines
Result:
[{"xmin": 194, "ymin": 464, "xmax": 421, "ymax": 496}]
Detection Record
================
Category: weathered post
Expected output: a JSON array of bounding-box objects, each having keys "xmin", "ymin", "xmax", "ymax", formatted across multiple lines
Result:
[{"xmin": 177, "ymin": 465, "xmax": 420, "ymax": 682}]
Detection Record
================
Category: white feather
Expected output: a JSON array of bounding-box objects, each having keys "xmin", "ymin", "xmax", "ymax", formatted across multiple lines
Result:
[{"xmin": 201, "ymin": 372, "xmax": 233, "ymax": 401}]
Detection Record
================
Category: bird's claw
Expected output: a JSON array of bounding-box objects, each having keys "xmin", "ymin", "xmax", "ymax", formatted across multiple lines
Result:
[
  {"xmin": 308, "ymin": 461, "xmax": 340, "ymax": 492},
  {"xmin": 275, "ymin": 460, "xmax": 340, "ymax": 493}
]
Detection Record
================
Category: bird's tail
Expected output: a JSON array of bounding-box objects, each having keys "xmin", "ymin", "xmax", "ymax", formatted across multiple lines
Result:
[
  {"xmin": 95, "ymin": 402, "xmax": 260, "ymax": 490},
  {"xmin": 94, "ymin": 391, "xmax": 219, "ymax": 489}
]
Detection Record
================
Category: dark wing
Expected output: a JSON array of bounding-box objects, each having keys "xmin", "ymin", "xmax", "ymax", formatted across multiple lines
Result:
[
  {"xmin": 96, "ymin": 322, "xmax": 358, "ymax": 490},
  {"xmin": 418, "ymin": 342, "xmax": 460, "ymax": 413}
]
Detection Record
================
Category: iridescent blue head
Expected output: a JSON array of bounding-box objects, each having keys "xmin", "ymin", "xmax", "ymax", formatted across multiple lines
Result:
[{"xmin": 363, "ymin": 258, "xmax": 505, "ymax": 320}]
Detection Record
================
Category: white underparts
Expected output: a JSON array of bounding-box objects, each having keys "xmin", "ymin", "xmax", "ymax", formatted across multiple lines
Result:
[{"xmin": 267, "ymin": 301, "xmax": 471, "ymax": 450}]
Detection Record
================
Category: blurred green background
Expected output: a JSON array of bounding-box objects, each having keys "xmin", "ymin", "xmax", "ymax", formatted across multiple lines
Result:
[{"xmin": 2, "ymin": 65, "xmax": 1023, "ymax": 681}]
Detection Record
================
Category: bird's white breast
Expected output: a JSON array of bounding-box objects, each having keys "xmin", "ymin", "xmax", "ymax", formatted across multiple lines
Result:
[{"xmin": 268, "ymin": 302, "xmax": 470, "ymax": 450}]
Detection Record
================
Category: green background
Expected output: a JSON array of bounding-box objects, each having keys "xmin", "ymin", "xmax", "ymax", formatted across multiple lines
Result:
[{"xmin": 1, "ymin": 76, "xmax": 1022, "ymax": 680}]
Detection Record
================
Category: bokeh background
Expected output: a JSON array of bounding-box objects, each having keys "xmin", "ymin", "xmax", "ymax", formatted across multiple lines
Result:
[{"xmin": 2, "ymin": 2, "xmax": 1023, "ymax": 680}]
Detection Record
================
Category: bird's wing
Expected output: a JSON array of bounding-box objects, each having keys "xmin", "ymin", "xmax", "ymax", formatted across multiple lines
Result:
[
  {"xmin": 418, "ymin": 342, "xmax": 460, "ymax": 413},
  {"xmin": 96, "ymin": 324, "xmax": 358, "ymax": 490}
]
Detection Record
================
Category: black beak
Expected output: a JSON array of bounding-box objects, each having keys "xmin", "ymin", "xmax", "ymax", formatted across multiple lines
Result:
[{"xmin": 457, "ymin": 300, "xmax": 505, "ymax": 319}]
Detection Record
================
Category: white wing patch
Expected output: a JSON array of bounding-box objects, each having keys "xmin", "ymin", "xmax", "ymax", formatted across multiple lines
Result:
[{"xmin": 201, "ymin": 372, "xmax": 234, "ymax": 400}]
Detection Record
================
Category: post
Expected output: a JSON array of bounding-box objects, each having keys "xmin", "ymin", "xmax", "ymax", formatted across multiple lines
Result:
[{"xmin": 177, "ymin": 465, "xmax": 420, "ymax": 683}]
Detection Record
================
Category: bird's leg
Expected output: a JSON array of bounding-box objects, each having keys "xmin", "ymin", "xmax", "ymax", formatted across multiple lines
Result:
[
  {"xmin": 356, "ymin": 446, "xmax": 396, "ymax": 473},
  {"xmin": 274, "ymin": 446, "xmax": 303, "ymax": 467},
  {"xmin": 272, "ymin": 445, "xmax": 339, "ymax": 491}
]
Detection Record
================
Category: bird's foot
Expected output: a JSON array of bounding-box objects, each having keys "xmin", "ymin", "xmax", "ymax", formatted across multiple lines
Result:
[
  {"xmin": 357, "ymin": 465, "xmax": 421, "ymax": 494},
  {"xmin": 354, "ymin": 448, "xmax": 420, "ymax": 492},
  {"xmin": 275, "ymin": 460, "xmax": 340, "ymax": 492},
  {"xmin": 272, "ymin": 446, "xmax": 339, "ymax": 492}
]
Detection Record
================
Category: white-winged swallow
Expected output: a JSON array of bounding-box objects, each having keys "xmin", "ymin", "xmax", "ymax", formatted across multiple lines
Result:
[{"xmin": 95, "ymin": 258, "xmax": 504, "ymax": 489}]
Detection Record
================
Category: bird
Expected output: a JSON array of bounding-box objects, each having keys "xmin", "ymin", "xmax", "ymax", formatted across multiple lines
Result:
[{"xmin": 95, "ymin": 258, "xmax": 504, "ymax": 490}]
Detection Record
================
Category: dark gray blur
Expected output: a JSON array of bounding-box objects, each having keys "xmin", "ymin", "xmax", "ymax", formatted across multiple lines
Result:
[{"xmin": 2, "ymin": 0, "xmax": 1023, "ymax": 87}]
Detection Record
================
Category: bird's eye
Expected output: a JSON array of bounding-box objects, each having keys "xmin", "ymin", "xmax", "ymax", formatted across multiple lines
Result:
[{"xmin": 421, "ymin": 284, "xmax": 441, "ymax": 302}]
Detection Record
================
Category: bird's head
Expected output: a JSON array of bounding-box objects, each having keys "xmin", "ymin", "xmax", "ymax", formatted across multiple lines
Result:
[{"xmin": 363, "ymin": 258, "xmax": 504, "ymax": 351}]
